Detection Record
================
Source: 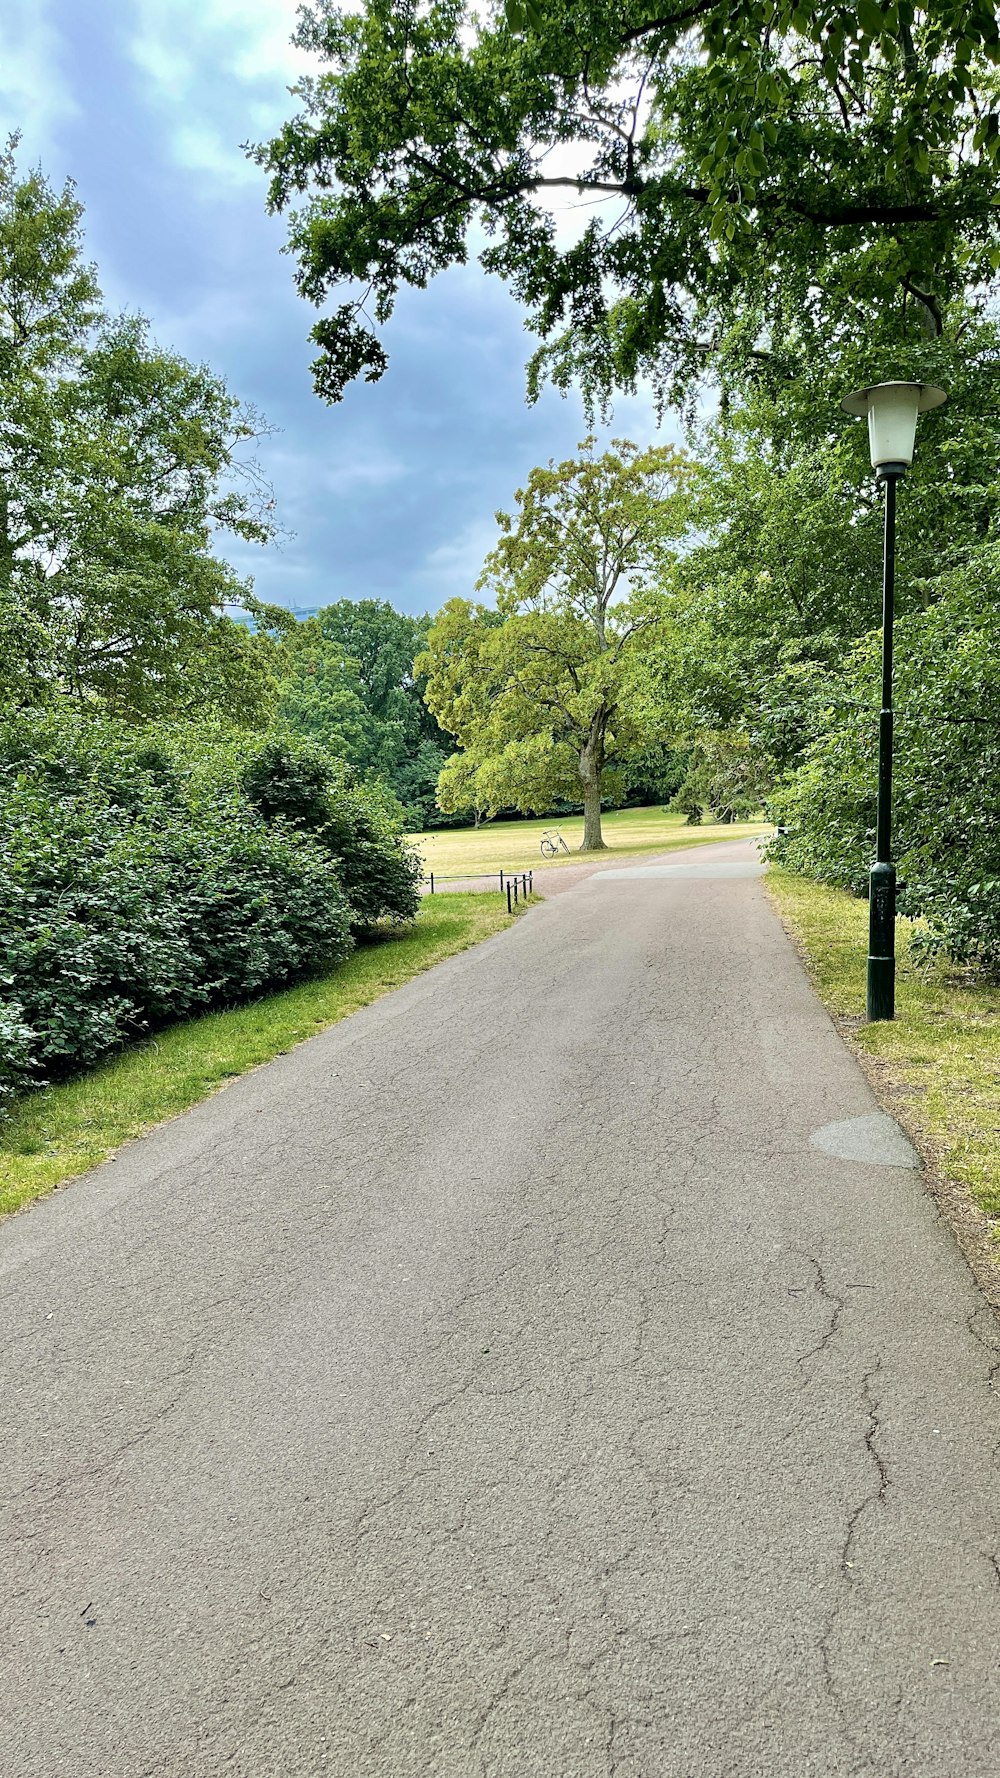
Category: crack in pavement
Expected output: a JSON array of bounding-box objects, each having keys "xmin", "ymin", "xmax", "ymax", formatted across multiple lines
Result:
[
  {"xmin": 796, "ymin": 1254, "xmax": 848, "ymax": 1370},
  {"xmin": 817, "ymin": 1358, "xmax": 889, "ymax": 1774}
]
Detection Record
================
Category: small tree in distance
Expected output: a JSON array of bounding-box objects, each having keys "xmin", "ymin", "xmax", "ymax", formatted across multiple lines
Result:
[{"xmin": 419, "ymin": 438, "xmax": 692, "ymax": 851}]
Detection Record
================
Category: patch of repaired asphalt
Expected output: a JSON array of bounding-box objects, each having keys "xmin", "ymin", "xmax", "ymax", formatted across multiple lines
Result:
[{"xmin": 811, "ymin": 1112, "xmax": 920, "ymax": 1169}]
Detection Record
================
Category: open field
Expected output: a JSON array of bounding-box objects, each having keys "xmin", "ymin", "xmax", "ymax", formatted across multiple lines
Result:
[
  {"xmin": 769, "ymin": 869, "xmax": 1000, "ymax": 1228},
  {"xmin": 410, "ymin": 805, "xmax": 768, "ymax": 880},
  {"xmin": 0, "ymin": 893, "xmax": 521, "ymax": 1221}
]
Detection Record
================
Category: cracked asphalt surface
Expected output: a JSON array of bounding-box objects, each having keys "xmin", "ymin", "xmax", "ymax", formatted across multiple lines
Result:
[{"xmin": 2, "ymin": 837, "xmax": 1000, "ymax": 1776}]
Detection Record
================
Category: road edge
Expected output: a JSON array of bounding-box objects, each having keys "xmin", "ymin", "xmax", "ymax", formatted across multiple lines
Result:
[{"xmin": 765, "ymin": 872, "xmax": 1000, "ymax": 1321}]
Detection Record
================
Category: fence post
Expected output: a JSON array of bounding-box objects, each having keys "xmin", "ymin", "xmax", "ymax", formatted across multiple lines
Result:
[
  {"xmin": 429, "ymin": 872, "xmax": 434, "ymax": 894},
  {"xmin": 521, "ymin": 873, "xmax": 527, "ymax": 900},
  {"xmin": 500, "ymin": 869, "xmax": 504, "ymax": 890},
  {"xmin": 529, "ymin": 871, "xmax": 533, "ymax": 895},
  {"xmin": 513, "ymin": 878, "xmax": 519, "ymax": 905},
  {"xmin": 506, "ymin": 882, "xmax": 512, "ymax": 914}
]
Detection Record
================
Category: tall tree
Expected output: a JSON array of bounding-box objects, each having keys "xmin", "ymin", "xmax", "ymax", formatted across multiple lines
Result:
[
  {"xmin": 257, "ymin": 0, "xmax": 1000, "ymax": 409},
  {"xmin": 275, "ymin": 598, "xmax": 454, "ymax": 824},
  {"xmin": 656, "ymin": 302, "xmax": 1000, "ymax": 777},
  {"xmin": 0, "ymin": 140, "xmax": 284, "ymax": 723},
  {"xmin": 420, "ymin": 438, "xmax": 691, "ymax": 849}
]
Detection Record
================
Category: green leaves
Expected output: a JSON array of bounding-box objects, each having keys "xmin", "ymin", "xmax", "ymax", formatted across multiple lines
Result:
[
  {"xmin": 855, "ymin": 0, "xmax": 886, "ymax": 41},
  {"xmin": 0, "ymin": 145, "xmax": 279, "ymax": 723},
  {"xmin": 421, "ymin": 440, "xmax": 692, "ymax": 830},
  {"xmin": 0, "ymin": 715, "xmax": 424, "ymax": 1100},
  {"xmin": 261, "ymin": 0, "xmax": 1000, "ymax": 410},
  {"xmin": 503, "ymin": 0, "xmax": 545, "ymax": 32}
]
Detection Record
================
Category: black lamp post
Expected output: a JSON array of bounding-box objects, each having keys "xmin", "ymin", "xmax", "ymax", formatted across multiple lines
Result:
[{"xmin": 841, "ymin": 381, "xmax": 946, "ymax": 1023}]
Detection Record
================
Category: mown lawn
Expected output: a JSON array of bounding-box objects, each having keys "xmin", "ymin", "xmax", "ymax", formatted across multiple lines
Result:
[
  {"xmin": 0, "ymin": 892, "xmax": 520, "ymax": 1220},
  {"xmin": 768, "ymin": 868, "xmax": 1000, "ymax": 1227},
  {"xmin": 411, "ymin": 804, "xmax": 767, "ymax": 880}
]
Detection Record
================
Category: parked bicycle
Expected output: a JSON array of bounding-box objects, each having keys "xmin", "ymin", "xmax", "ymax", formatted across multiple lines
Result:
[{"xmin": 540, "ymin": 828, "xmax": 572, "ymax": 858}]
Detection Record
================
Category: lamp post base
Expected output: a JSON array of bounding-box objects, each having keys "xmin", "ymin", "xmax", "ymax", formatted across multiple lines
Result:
[
  {"xmin": 867, "ymin": 954, "xmax": 895, "ymax": 1022},
  {"xmin": 867, "ymin": 860, "xmax": 896, "ymax": 1022}
]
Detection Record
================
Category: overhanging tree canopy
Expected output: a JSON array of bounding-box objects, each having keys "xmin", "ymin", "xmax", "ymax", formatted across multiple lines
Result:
[{"xmin": 257, "ymin": 0, "xmax": 1000, "ymax": 408}]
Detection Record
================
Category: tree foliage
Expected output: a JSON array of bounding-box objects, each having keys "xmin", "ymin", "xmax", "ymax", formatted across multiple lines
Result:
[
  {"xmin": 275, "ymin": 597, "xmax": 454, "ymax": 825},
  {"xmin": 258, "ymin": 0, "xmax": 1000, "ymax": 408},
  {"xmin": 773, "ymin": 554, "xmax": 1000, "ymax": 969},
  {"xmin": 419, "ymin": 438, "xmax": 692, "ymax": 848},
  {"xmin": 0, "ymin": 140, "xmax": 285, "ymax": 723},
  {"xmin": 657, "ymin": 306, "xmax": 1000, "ymax": 968},
  {"xmin": 0, "ymin": 715, "xmax": 422, "ymax": 1105}
]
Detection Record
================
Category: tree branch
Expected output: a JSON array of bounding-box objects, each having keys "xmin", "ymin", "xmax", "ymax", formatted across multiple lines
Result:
[{"xmin": 621, "ymin": 1, "xmax": 721, "ymax": 45}]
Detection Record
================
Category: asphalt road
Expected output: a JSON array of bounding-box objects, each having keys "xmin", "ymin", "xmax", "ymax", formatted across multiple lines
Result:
[{"xmin": 2, "ymin": 839, "xmax": 1000, "ymax": 1777}]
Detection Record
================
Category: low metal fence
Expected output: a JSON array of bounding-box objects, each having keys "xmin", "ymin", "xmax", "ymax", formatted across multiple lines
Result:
[{"xmin": 424, "ymin": 869, "xmax": 533, "ymax": 913}]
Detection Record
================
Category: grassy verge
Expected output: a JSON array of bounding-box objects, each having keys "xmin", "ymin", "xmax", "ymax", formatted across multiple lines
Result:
[
  {"xmin": 410, "ymin": 804, "xmax": 767, "ymax": 880},
  {"xmin": 1, "ymin": 892, "xmax": 521, "ymax": 1220},
  {"xmin": 768, "ymin": 868, "xmax": 1000, "ymax": 1228}
]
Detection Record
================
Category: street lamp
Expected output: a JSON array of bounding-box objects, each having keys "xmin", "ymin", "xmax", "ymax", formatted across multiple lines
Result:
[{"xmin": 841, "ymin": 380, "xmax": 946, "ymax": 1022}]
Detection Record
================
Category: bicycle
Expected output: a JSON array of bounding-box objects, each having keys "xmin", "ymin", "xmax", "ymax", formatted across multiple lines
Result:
[{"xmin": 540, "ymin": 828, "xmax": 572, "ymax": 858}]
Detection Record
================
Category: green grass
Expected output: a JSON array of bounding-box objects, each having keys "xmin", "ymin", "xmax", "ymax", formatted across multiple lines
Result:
[
  {"xmin": 768, "ymin": 868, "xmax": 1000, "ymax": 1225},
  {"xmin": 0, "ymin": 892, "xmax": 520, "ymax": 1220},
  {"xmin": 410, "ymin": 804, "xmax": 767, "ymax": 880}
]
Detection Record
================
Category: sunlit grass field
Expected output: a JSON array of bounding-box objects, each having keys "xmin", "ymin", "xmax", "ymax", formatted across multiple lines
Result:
[
  {"xmin": 410, "ymin": 804, "xmax": 768, "ymax": 879},
  {"xmin": 769, "ymin": 869, "xmax": 1000, "ymax": 1228}
]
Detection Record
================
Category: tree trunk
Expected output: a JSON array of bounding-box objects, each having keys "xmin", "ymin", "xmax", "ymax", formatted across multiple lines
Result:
[
  {"xmin": 579, "ymin": 718, "xmax": 607, "ymax": 851},
  {"xmin": 581, "ymin": 776, "xmax": 606, "ymax": 850}
]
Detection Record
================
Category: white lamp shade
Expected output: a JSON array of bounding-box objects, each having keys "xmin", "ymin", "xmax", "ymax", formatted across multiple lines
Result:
[{"xmin": 842, "ymin": 381, "xmax": 946, "ymax": 469}]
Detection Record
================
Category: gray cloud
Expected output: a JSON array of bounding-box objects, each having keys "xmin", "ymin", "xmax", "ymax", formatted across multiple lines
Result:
[{"xmin": 7, "ymin": 0, "xmax": 681, "ymax": 618}]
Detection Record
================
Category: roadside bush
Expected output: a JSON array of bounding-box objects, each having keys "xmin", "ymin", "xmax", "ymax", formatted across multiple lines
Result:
[
  {"xmin": 771, "ymin": 558, "xmax": 1000, "ymax": 971},
  {"xmin": 0, "ymin": 1000, "xmax": 37, "ymax": 1109},
  {"xmin": 241, "ymin": 734, "xmax": 421, "ymax": 929},
  {"xmin": 0, "ymin": 770, "xmax": 353, "ymax": 1087},
  {"xmin": 240, "ymin": 734, "xmax": 333, "ymax": 830},
  {"xmin": 0, "ymin": 715, "xmax": 361, "ymax": 1100},
  {"xmin": 0, "ymin": 715, "xmax": 425, "ymax": 1106}
]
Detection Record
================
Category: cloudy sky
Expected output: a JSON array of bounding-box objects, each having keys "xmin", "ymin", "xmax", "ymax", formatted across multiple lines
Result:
[{"xmin": 1, "ymin": 0, "xmax": 673, "ymax": 617}]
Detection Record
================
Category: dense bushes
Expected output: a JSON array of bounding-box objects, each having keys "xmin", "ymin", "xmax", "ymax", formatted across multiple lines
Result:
[
  {"xmin": 0, "ymin": 716, "xmax": 421, "ymax": 1105},
  {"xmin": 240, "ymin": 736, "xmax": 422, "ymax": 928},
  {"xmin": 772, "ymin": 560, "xmax": 1000, "ymax": 971}
]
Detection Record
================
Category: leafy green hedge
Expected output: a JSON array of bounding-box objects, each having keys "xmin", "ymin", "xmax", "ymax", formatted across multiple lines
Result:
[
  {"xmin": 0, "ymin": 716, "xmax": 420, "ymax": 1106},
  {"xmin": 771, "ymin": 560, "xmax": 1000, "ymax": 973},
  {"xmin": 240, "ymin": 735, "xmax": 421, "ymax": 928}
]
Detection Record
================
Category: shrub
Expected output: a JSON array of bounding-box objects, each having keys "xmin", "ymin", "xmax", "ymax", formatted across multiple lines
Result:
[
  {"xmin": 0, "ymin": 716, "xmax": 354, "ymax": 1098},
  {"xmin": 241, "ymin": 734, "xmax": 421, "ymax": 929},
  {"xmin": 771, "ymin": 556, "xmax": 1000, "ymax": 972},
  {"xmin": 240, "ymin": 734, "xmax": 333, "ymax": 830},
  {"xmin": 0, "ymin": 999, "xmax": 37, "ymax": 1108}
]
